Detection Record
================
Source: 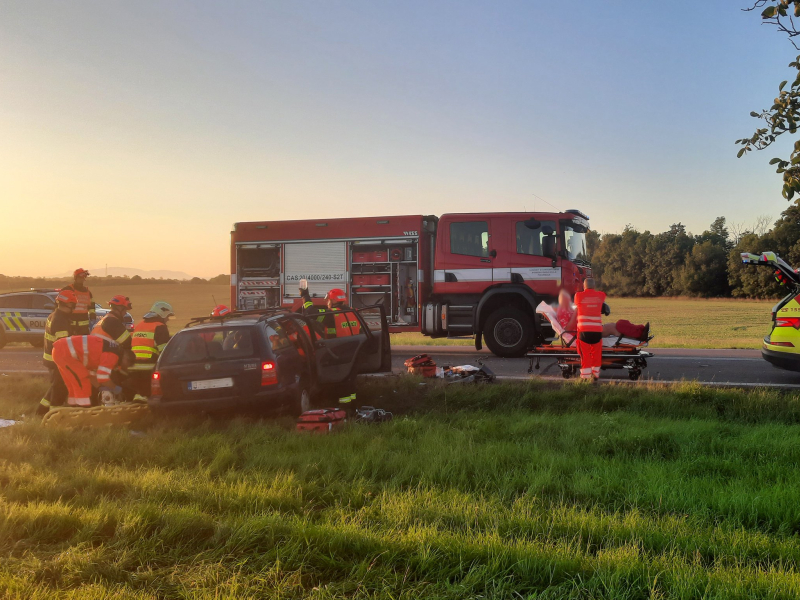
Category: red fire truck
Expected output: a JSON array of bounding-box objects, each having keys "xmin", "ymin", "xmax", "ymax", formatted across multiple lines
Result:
[{"xmin": 230, "ymin": 210, "xmax": 591, "ymax": 357}]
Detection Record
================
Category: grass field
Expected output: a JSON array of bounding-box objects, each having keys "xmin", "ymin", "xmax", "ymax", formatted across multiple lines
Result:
[
  {"xmin": 0, "ymin": 280, "xmax": 775, "ymax": 349},
  {"xmin": 4, "ymin": 375, "xmax": 800, "ymax": 598},
  {"xmin": 394, "ymin": 297, "xmax": 776, "ymax": 349}
]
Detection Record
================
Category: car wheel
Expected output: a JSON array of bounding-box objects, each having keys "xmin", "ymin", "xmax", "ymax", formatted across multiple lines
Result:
[
  {"xmin": 30, "ymin": 337, "xmax": 44, "ymax": 348},
  {"xmin": 292, "ymin": 385, "xmax": 312, "ymax": 416},
  {"xmin": 483, "ymin": 307, "xmax": 534, "ymax": 358}
]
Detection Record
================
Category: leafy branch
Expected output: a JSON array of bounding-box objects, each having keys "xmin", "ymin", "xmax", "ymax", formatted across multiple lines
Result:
[{"xmin": 738, "ymin": 1, "xmax": 800, "ymax": 200}]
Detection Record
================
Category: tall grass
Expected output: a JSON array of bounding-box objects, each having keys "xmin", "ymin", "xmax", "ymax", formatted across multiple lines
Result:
[{"xmin": 3, "ymin": 375, "xmax": 800, "ymax": 598}]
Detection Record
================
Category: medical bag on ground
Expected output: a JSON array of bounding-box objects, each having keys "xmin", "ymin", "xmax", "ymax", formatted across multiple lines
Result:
[
  {"xmin": 404, "ymin": 354, "xmax": 438, "ymax": 377},
  {"xmin": 296, "ymin": 408, "xmax": 348, "ymax": 433}
]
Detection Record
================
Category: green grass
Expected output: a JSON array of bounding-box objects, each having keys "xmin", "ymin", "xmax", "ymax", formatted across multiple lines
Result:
[
  {"xmin": 5, "ymin": 375, "xmax": 800, "ymax": 598},
  {"xmin": 391, "ymin": 297, "xmax": 776, "ymax": 350}
]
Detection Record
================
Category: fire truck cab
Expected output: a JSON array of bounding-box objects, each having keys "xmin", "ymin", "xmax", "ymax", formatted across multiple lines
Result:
[{"xmin": 231, "ymin": 210, "xmax": 590, "ymax": 358}]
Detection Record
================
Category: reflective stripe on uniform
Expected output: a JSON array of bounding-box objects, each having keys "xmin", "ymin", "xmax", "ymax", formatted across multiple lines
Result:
[
  {"xmin": 128, "ymin": 363, "xmax": 155, "ymax": 371},
  {"xmin": 82, "ymin": 336, "xmax": 88, "ymax": 367},
  {"xmin": 117, "ymin": 330, "xmax": 131, "ymax": 344},
  {"xmin": 43, "ymin": 353, "xmax": 53, "ymax": 362},
  {"xmin": 66, "ymin": 337, "xmax": 78, "ymax": 360}
]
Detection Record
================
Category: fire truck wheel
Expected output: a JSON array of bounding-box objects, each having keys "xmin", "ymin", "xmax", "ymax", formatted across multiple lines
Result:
[{"xmin": 484, "ymin": 307, "xmax": 533, "ymax": 358}]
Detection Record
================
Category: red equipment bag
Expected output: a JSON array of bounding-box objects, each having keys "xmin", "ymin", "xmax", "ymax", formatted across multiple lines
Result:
[
  {"xmin": 296, "ymin": 408, "xmax": 348, "ymax": 433},
  {"xmin": 404, "ymin": 353, "xmax": 438, "ymax": 377}
]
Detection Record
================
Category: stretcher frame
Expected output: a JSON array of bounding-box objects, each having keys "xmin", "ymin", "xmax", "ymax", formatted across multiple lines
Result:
[{"xmin": 527, "ymin": 333, "xmax": 654, "ymax": 380}]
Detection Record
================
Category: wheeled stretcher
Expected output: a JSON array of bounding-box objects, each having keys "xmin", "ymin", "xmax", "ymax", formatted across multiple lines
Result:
[{"xmin": 526, "ymin": 302, "xmax": 653, "ymax": 380}]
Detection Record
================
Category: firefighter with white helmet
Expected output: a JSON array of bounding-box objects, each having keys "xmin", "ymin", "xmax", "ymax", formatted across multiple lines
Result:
[{"xmin": 129, "ymin": 301, "xmax": 174, "ymax": 399}]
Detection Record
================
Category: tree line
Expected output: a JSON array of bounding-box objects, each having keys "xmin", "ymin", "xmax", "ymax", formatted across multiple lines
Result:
[{"xmin": 588, "ymin": 203, "xmax": 800, "ymax": 299}]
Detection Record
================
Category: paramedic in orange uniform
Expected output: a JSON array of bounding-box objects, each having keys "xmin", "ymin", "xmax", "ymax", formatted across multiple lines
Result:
[
  {"xmin": 567, "ymin": 278, "xmax": 606, "ymax": 381},
  {"xmin": 51, "ymin": 335, "xmax": 136, "ymax": 406}
]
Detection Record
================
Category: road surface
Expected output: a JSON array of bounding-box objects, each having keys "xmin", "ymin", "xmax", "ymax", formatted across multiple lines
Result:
[{"xmin": 3, "ymin": 345, "xmax": 800, "ymax": 389}]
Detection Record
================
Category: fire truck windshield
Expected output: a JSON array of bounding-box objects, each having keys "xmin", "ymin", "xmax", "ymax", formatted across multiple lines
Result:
[{"xmin": 564, "ymin": 223, "xmax": 589, "ymax": 264}]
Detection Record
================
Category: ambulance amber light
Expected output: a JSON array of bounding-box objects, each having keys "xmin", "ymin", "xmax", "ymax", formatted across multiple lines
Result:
[
  {"xmin": 261, "ymin": 361, "xmax": 277, "ymax": 386},
  {"xmin": 775, "ymin": 317, "xmax": 800, "ymax": 329}
]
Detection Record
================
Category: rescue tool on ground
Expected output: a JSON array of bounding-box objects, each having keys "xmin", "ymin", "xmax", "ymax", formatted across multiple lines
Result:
[
  {"xmin": 230, "ymin": 210, "xmax": 591, "ymax": 357},
  {"xmin": 741, "ymin": 252, "xmax": 800, "ymax": 372}
]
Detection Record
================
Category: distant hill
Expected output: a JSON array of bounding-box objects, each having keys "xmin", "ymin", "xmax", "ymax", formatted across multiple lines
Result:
[{"xmin": 54, "ymin": 267, "xmax": 194, "ymax": 280}]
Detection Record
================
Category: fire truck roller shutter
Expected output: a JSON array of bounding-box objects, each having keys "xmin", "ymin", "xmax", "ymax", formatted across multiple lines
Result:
[{"xmin": 284, "ymin": 242, "xmax": 348, "ymax": 299}]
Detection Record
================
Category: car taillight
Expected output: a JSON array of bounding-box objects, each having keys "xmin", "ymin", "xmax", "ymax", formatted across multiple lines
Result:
[
  {"xmin": 775, "ymin": 317, "xmax": 800, "ymax": 329},
  {"xmin": 261, "ymin": 361, "xmax": 277, "ymax": 386},
  {"xmin": 770, "ymin": 341, "xmax": 796, "ymax": 347},
  {"xmin": 151, "ymin": 371, "xmax": 162, "ymax": 395}
]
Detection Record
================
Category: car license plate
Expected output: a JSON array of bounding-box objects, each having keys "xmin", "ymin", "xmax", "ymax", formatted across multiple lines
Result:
[{"xmin": 188, "ymin": 378, "xmax": 234, "ymax": 391}]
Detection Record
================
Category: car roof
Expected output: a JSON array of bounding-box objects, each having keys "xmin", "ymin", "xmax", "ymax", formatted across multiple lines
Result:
[
  {"xmin": 182, "ymin": 312, "xmax": 303, "ymax": 331},
  {"xmin": 0, "ymin": 290, "xmax": 57, "ymax": 297}
]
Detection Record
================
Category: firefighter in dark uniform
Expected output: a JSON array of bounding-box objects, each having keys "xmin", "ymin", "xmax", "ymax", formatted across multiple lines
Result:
[
  {"xmin": 298, "ymin": 279, "xmax": 332, "ymax": 338},
  {"xmin": 91, "ymin": 295, "xmax": 133, "ymax": 349},
  {"xmin": 92, "ymin": 295, "xmax": 134, "ymax": 401},
  {"xmin": 37, "ymin": 289, "xmax": 77, "ymax": 415},
  {"xmin": 61, "ymin": 268, "xmax": 95, "ymax": 334},
  {"xmin": 129, "ymin": 301, "xmax": 173, "ymax": 399}
]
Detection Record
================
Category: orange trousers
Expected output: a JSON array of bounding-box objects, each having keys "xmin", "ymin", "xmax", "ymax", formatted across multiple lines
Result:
[
  {"xmin": 51, "ymin": 342, "xmax": 93, "ymax": 406},
  {"xmin": 577, "ymin": 338, "xmax": 602, "ymax": 380}
]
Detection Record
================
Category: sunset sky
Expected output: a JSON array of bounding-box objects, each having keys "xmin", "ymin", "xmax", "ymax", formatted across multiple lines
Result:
[{"xmin": 1, "ymin": 1, "xmax": 796, "ymax": 278}]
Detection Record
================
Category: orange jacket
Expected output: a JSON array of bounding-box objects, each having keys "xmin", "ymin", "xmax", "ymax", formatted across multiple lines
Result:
[
  {"xmin": 574, "ymin": 289, "xmax": 606, "ymax": 333},
  {"xmin": 53, "ymin": 335, "xmax": 120, "ymax": 385}
]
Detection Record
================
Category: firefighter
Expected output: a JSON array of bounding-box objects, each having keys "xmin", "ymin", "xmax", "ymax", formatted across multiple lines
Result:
[
  {"xmin": 61, "ymin": 268, "xmax": 95, "ymax": 334},
  {"xmin": 324, "ymin": 288, "xmax": 360, "ymax": 407},
  {"xmin": 567, "ymin": 278, "xmax": 606, "ymax": 381},
  {"xmin": 37, "ymin": 289, "xmax": 77, "ymax": 415},
  {"xmin": 51, "ymin": 335, "xmax": 136, "ymax": 407},
  {"xmin": 92, "ymin": 295, "xmax": 133, "ymax": 348},
  {"xmin": 129, "ymin": 301, "xmax": 174, "ymax": 398}
]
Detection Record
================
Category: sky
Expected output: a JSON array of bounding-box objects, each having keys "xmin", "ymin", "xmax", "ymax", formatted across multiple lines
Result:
[{"xmin": 1, "ymin": 0, "xmax": 797, "ymax": 278}]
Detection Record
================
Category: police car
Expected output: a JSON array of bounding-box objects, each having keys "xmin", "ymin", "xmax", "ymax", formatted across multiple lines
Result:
[{"xmin": 0, "ymin": 290, "xmax": 114, "ymax": 349}]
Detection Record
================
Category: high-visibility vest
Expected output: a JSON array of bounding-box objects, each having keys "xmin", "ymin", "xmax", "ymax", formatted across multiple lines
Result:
[
  {"xmin": 333, "ymin": 310, "xmax": 361, "ymax": 337},
  {"xmin": 130, "ymin": 321, "xmax": 164, "ymax": 369},
  {"xmin": 574, "ymin": 289, "xmax": 606, "ymax": 333},
  {"xmin": 91, "ymin": 314, "xmax": 131, "ymax": 346},
  {"xmin": 53, "ymin": 335, "xmax": 119, "ymax": 385},
  {"xmin": 63, "ymin": 285, "xmax": 94, "ymax": 329}
]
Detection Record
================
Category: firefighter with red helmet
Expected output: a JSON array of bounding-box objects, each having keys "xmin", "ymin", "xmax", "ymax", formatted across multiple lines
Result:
[
  {"xmin": 61, "ymin": 268, "xmax": 95, "ymax": 334},
  {"xmin": 92, "ymin": 295, "xmax": 133, "ymax": 349},
  {"xmin": 324, "ymin": 287, "xmax": 360, "ymax": 408},
  {"xmin": 37, "ymin": 289, "xmax": 77, "ymax": 415}
]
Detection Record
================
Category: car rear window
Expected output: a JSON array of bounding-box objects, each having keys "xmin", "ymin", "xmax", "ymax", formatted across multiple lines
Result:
[{"xmin": 161, "ymin": 327, "xmax": 257, "ymax": 365}]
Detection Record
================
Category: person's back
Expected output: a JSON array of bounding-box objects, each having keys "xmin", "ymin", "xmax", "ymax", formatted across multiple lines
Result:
[
  {"xmin": 573, "ymin": 279, "xmax": 606, "ymax": 381},
  {"xmin": 574, "ymin": 288, "xmax": 606, "ymax": 333}
]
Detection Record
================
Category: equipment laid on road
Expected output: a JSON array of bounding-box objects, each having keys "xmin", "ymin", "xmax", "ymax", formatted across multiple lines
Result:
[
  {"xmin": 354, "ymin": 405, "xmax": 393, "ymax": 423},
  {"xmin": 742, "ymin": 252, "xmax": 800, "ymax": 371},
  {"xmin": 296, "ymin": 408, "xmax": 348, "ymax": 432},
  {"xmin": 528, "ymin": 302, "xmax": 653, "ymax": 380},
  {"xmin": 231, "ymin": 210, "xmax": 592, "ymax": 358},
  {"xmin": 41, "ymin": 402, "xmax": 149, "ymax": 428}
]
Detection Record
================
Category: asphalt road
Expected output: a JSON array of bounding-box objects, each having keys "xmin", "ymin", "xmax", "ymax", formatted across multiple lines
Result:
[{"xmin": 4, "ymin": 345, "xmax": 800, "ymax": 389}]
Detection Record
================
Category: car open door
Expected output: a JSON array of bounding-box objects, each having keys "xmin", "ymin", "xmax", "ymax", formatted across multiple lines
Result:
[{"xmin": 312, "ymin": 304, "xmax": 391, "ymax": 385}]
